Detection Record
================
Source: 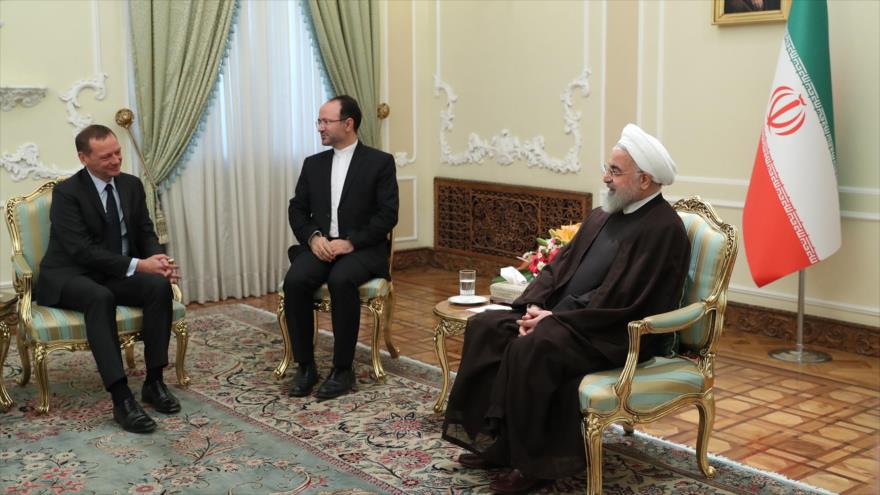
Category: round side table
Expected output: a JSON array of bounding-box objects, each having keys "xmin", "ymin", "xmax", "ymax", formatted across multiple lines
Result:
[{"xmin": 432, "ymin": 297, "xmax": 489, "ymax": 413}]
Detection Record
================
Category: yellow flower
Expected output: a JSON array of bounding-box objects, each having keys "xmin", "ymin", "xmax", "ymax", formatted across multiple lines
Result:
[{"xmin": 549, "ymin": 223, "xmax": 581, "ymax": 245}]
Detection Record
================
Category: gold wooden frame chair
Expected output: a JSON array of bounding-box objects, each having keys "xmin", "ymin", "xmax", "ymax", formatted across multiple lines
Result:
[
  {"xmin": 577, "ymin": 196, "xmax": 738, "ymax": 494},
  {"xmin": 1, "ymin": 179, "xmax": 190, "ymax": 413},
  {"xmin": 273, "ymin": 232, "xmax": 399, "ymax": 382}
]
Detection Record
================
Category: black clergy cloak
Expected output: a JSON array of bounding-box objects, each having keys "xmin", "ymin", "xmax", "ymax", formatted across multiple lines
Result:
[{"xmin": 442, "ymin": 194, "xmax": 690, "ymax": 480}]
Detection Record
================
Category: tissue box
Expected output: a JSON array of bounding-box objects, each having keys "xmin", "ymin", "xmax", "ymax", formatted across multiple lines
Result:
[{"xmin": 490, "ymin": 282, "xmax": 527, "ymax": 304}]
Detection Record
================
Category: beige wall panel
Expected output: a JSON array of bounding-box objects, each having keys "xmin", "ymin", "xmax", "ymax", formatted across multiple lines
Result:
[
  {"xmin": 1, "ymin": 0, "xmax": 130, "ymax": 286},
  {"xmin": 395, "ymin": 176, "xmax": 416, "ymax": 242},
  {"xmin": 651, "ymin": 0, "xmax": 879, "ymax": 325}
]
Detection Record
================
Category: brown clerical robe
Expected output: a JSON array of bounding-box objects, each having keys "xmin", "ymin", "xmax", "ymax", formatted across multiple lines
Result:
[{"xmin": 442, "ymin": 194, "xmax": 691, "ymax": 480}]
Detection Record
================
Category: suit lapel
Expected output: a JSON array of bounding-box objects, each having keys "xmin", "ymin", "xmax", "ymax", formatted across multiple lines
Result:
[
  {"xmin": 115, "ymin": 175, "xmax": 134, "ymax": 239},
  {"xmin": 338, "ymin": 142, "xmax": 364, "ymax": 205},
  {"xmin": 78, "ymin": 169, "xmax": 108, "ymax": 223},
  {"xmin": 317, "ymin": 150, "xmax": 333, "ymax": 212}
]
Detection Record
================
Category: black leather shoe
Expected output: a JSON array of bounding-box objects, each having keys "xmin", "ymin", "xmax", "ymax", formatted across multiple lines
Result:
[
  {"xmin": 142, "ymin": 381, "xmax": 181, "ymax": 414},
  {"xmin": 314, "ymin": 367, "xmax": 355, "ymax": 400},
  {"xmin": 288, "ymin": 362, "xmax": 320, "ymax": 397},
  {"xmin": 113, "ymin": 398, "xmax": 157, "ymax": 434}
]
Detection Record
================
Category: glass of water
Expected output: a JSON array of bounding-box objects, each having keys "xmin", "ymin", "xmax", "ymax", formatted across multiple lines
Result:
[{"xmin": 459, "ymin": 269, "xmax": 476, "ymax": 297}]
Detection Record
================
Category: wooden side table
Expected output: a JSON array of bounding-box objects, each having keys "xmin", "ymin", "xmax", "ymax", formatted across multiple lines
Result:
[
  {"xmin": 0, "ymin": 290, "xmax": 18, "ymax": 411},
  {"xmin": 432, "ymin": 297, "xmax": 489, "ymax": 413}
]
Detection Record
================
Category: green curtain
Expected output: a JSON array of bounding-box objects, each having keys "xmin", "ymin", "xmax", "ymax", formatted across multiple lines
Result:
[
  {"xmin": 306, "ymin": 0, "xmax": 382, "ymax": 147},
  {"xmin": 129, "ymin": 0, "xmax": 237, "ymax": 242}
]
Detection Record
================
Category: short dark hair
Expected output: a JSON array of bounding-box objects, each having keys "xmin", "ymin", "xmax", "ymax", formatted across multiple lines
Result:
[
  {"xmin": 75, "ymin": 124, "xmax": 117, "ymax": 154},
  {"xmin": 329, "ymin": 95, "xmax": 362, "ymax": 132}
]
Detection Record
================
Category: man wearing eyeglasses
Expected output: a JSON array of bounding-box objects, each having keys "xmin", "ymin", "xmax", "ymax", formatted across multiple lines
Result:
[
  {"xmin": 443, "ymin": 124, "xmax": 690, "ymax": 493},
  {"xmin": 283, "ymin": 95, "xmax": 398, "ymax": 401}
]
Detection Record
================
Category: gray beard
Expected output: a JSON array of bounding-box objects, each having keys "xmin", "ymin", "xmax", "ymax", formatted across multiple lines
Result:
[{"xmin": 602, "ymin": 189, "xmax": 633, "ymax": 214}]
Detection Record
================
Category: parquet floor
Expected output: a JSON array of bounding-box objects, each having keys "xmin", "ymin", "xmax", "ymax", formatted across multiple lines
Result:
[{"xmin": 198, "ymin": 266, "xmax": 879, "ymax": 494}]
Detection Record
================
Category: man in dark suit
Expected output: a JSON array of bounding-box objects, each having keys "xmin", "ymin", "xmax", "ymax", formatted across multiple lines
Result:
[
  {"xmin": 36, "ymin": 124, "xmax": 181, "ymax": 433},
  {"xmin": 284, "ymin": 95, "xmax": 398, "ymax": 400}
]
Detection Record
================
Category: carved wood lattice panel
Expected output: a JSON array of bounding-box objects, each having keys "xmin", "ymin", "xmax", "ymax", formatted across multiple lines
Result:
[{"xmin": 434, "ymin": 178, "xmax": 592, "ymax": 264}]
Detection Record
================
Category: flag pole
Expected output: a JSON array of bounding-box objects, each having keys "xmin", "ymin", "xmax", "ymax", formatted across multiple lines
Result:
[{"xmin": 769, "ymin": 270, "xmax": 832, "ymax": 363}]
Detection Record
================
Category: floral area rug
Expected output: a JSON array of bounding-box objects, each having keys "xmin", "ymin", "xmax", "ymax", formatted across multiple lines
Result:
[{"xmin": 1, "ymin": 304, "xmax": 830, "ymax": 494}]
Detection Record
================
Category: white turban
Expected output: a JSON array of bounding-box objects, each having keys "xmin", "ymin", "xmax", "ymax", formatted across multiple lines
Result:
[{"xmin": 616, "ymin": 124, "xmax": 677, "ymax": 185}]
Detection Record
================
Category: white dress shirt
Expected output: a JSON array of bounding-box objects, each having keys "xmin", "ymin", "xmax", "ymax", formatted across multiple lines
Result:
[{"xmin": 329, "ymin": 140, "xmax": 358, "ymax": 237}]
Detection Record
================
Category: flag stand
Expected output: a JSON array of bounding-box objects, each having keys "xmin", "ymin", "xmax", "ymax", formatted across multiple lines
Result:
[{"xmin": 769, "ymin": 270, "xmax": 832, "ymax": 363}]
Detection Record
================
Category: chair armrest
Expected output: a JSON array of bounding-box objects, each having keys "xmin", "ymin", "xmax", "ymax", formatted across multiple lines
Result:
[
  {"xmin": 612, "ymin": 301, "xmax": 708, "ymax": 410},
  {"xmin": 642, "ymin": 302, "xmax": 708, "ymax": 335},
  {"xmin": 11, "ymin": 253, "xmax": 32, "ymax": 281},
  {"xmin": 171, "ymin": 283, "xmax": 183, "ymax": 303}
]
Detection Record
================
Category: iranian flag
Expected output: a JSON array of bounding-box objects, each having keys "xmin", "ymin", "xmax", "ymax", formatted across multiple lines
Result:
[{"xmin": 743, "ymin": 0, "xmax": 840, "ymax": 288}]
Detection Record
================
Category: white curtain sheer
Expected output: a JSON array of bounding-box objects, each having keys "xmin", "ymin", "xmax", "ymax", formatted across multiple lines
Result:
[{"xmin": 164, "ymin": 1, "xmax": 328, "ymax": 303}]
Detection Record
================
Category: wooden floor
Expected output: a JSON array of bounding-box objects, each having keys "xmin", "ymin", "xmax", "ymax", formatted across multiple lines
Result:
[{"xmin": 203, "ymin": 266, "xmax": 879, "ymax": 495}]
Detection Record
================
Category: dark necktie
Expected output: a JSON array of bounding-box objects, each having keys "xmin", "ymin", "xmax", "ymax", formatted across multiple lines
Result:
[{"xmin": 105, "ymin": 183, "xmax": 123, "ymax": 254}]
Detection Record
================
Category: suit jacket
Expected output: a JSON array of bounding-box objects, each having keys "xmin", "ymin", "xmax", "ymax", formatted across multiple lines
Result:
[
  {"xmin": 35, "ymin": 169, "xmax": 163, "ymax": 306},
  {"xmin": 288, "ymin": 142, "xmax": 399, "ymax": 278}
]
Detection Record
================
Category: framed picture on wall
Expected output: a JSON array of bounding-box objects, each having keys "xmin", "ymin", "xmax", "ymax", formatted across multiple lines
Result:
[{"xmin": 713, "ymin": 0, "xmax": 792, "ymax": 25}]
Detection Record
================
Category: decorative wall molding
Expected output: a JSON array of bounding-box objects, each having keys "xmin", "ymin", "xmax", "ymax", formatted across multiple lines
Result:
[
  {"xmin": 395, "ymin": 176, "xmax": 418, "ymax": 242},
  {"xmin": 58, "ymin": 73, "xmax": 108, "ymax": 133},
  {"xmin": 676, "ymin": 175, "xmax": 880, "ymax": 197},
  {"xmin": 434, "ymin": 70, "xmax": 591, "ymax": 173},
  {"xmin": 729, "ymin": 282, "xmax": 879, "ymax": 318},
  {"xmin": 434, "ymin": 3, "xmax": 591, "ymax": 173},
  {"xmin": 0, "ymin": 86, "xmax": 48, "ymax": 111},
  {"xmin": 382, "ymin": 1, "xmax": 417, "ymax": 167},
  {"xmin": 1, "ymin": 143, "xmax": 77, "ymax": 181}
]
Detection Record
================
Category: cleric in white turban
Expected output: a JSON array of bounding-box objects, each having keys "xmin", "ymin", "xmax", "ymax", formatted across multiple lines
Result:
[
  {"xmin": 615, "ymin": 123, "xmax": 677, "ymax": 185},
  {"xmin": 443, "ymin": 122, "xmax": 691, "ymax": 492}
]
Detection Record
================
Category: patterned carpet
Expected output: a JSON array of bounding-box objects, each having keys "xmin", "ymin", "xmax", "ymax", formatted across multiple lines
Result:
[{"xmin": 0, "ymin": 304, "xmax": 831, "ymax": 494}]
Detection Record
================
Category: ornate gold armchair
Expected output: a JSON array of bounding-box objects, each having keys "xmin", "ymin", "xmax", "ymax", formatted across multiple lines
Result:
[
  {"xmin": 273, "ymin": 232, "xmax": 399, "ymax": 382},
  {"xmin": 1, "ymin": 179, "xmax": 190, "ymax": 413},
  {"xmin": 577, "ymin": 196, "xmax": 738, "ymax": 494}
]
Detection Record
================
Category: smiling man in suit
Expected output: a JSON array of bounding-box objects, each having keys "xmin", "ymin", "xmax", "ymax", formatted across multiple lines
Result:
[
  {"xmin": 35, "ymin": 124, "xmax": 181, "ymax": 433},
  {"xmin": 284, "ymin": 95, "xmax": 398, "ymax": 400}
]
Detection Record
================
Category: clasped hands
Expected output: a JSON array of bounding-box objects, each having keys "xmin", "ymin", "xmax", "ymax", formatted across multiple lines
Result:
[
  {"xmin": 516, "ymin": 304, "xmax": 553, "ymax": 337},
  {"xmin": 136, "ymin": 254, "xmax": 180, "ymax": 283},
  {"xmin": 310, "ymin": 234, "xmax": 353, "ymax": 263}
]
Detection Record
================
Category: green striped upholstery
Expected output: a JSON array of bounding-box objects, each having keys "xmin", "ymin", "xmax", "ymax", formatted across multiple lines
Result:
[
  {"xmin": 26, "ymin": 301, "xmax": 187, "ymax": 343},
  {"xmin": 276, "ymin": 278, "xmax": 391, "ymax": 301},
  {"xmin": 677, "ymin": 212, "xmax": 728, "ymax": 350},
  {"xmin": 12, "ymin": 189, "xmax": 53, "ymax": 282},
  {"xmin": 578, "ymin": 357, "xmax": 706, "ymax": 414}
]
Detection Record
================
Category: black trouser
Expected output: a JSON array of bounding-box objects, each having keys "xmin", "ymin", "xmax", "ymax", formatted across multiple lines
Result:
[
  {"xmin": 283, "ymin": 251, "xmax": 373, "ymax": 368},
  {"xmin": 56, "ymin": 273, "xmax": 173, "ymax": 389}
]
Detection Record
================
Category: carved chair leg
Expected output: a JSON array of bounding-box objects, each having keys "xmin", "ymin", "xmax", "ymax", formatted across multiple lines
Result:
[
  {"xmin": 124, "ymin": 343, "xmax": 136, "ymax": 370},
  {"xmin": 273, "ymin": 294, "xmax": 292, "ymax": 380},
  {"xmin": 583, "ymin": 415, "xmax": 606, "ymax": 495},
  {"xmin": 382, "ymin": 289, "xmax": 400, "ymax": 358},
  {"xmin": 34, "ymin": 344, "xmax": 50, "ymax": 414},
  {"xmin": 367, "ymin": 303, "xmax": 385, "ymax": 382},
  {"xmin": 0, "ymin": 322, "xmax": 12, "ymax": 411},
  {"xmin": 172, "ymin": 320, "xmax": 190, "ymax": 388},
  {"xmin": 16, "ymin": 329, "xmax": 30, "ymax": 387},
  {"xmin": 695, "ymin": 396, "xmax": 717, "ymax": 478}
]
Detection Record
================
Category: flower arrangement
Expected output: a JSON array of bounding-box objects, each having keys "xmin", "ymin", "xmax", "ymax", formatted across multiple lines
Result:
[{"xmin": 519, "ymin": 223, "xmax": 582, "ymax": 275}]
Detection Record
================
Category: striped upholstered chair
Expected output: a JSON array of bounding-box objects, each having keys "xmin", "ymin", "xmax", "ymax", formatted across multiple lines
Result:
[
  {"xmin": 1, "ymin": 179, "xmax": 189, "ymax": 414},
  {"xmin": 577, "ymin": 196, "xmax": 738, "ymax": 495},
  {"xmin": 273, "ymin": 231, "xmax": 399, "ymax": 383}
]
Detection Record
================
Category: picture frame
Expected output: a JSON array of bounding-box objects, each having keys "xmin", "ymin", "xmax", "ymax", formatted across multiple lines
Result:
[{"xmin": 712, "ymin": 0, "xmax": 792, "ymax": 26}]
